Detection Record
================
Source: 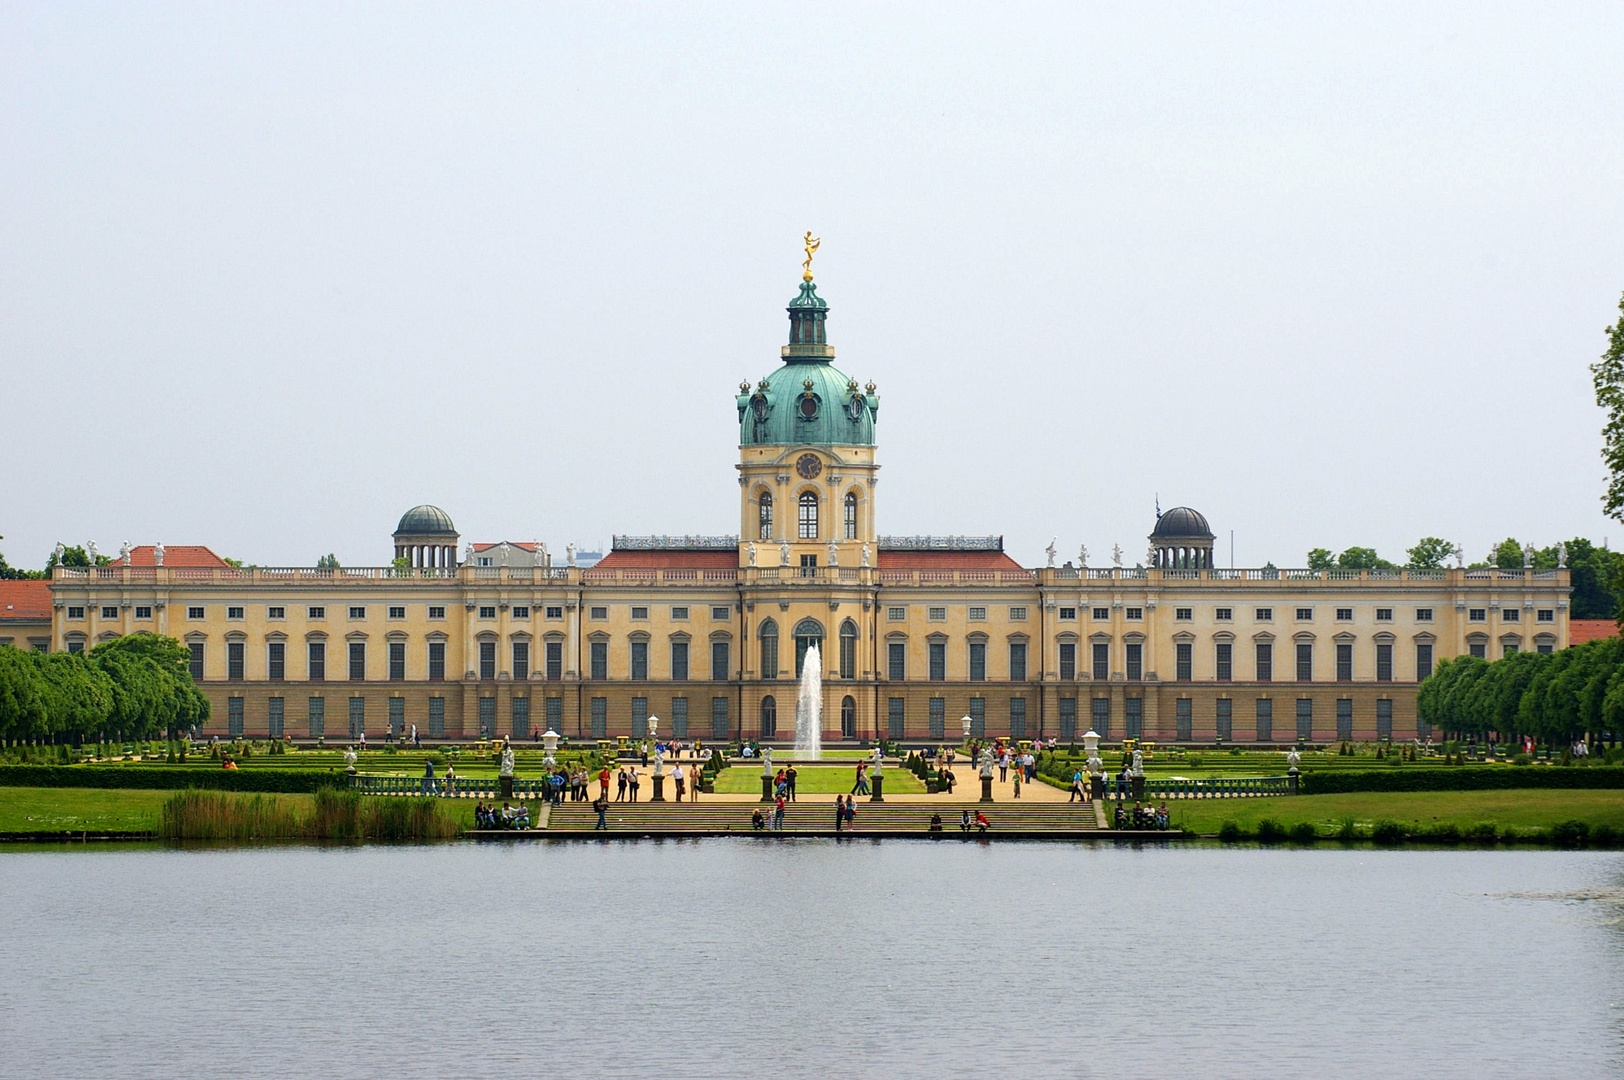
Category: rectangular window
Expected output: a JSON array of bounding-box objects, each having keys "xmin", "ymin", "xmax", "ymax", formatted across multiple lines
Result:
[
  {"xmin": 1296, "ymin": 698, "xmax": 1313, "ymax": 741},
  {"xmin": 428, "ymin": 641, "xmax": 445, "ymax": 682},
  {"xmin": 888, "ymin": 641, "xmax": 906, "ymax": 681},
  {"xmin": 1469, "ymin": 609, "xmax": 1487, "ymax": 622},
  {"xmin": 349, "ymin": 607, "xmax": 365, "ymax": 620},
  {"xmin": 1256, "ymin": 642, "xmax": 1272, "ymax": 681},
  {"xmin": 1175, "ymin": 607, "xmax": 1193, "ymax": 621},
  {"xmin": 1416, "ymin": 608, "xmax": 1433, "ymax": 622},
  {"xmin": 227, "ymin": 696, "xmax": 244, "ymax": 738},
  {"xmin": 928, "ymin": 607, "xmax": 947, "ymax": 622},
  {"xmin": 1296, "ymin": 608, "xmax": 1313, "ymax": 621},
  {"xmin": 1059, "ymin": 607, "xmax": 1077, "ymax": 621},
  {"xmin": 428, "ymin": 696, "xmax": 444, "ymax": 738},
  {"xmin": 711, "ymin": 696, "xmax": 730, "ymax": 740},
  {"xmin": 711, "ymin": 606, "xmax": 731, "ymax": 621},
  {"xmin": 1092, "ymin": 607, "xmax": 1110, "ymax": 620},
  {"xmin": 760, "ymin": 632, "xmax": 778, "ymax": 679},
  {"xmin": 711, "ymin": 640, "xmax": 730, "ymax": 681},
  {"xmin": 133, "ymin": 605, "xmax": 152, "ymax": 620},
  {"xmin": 388, "ymin": 606, "xmax": 406, "ymax": 620},
  {"xmin": 1256, "ymin": 698, "xmax": 1273, "ymax": 741},
  {"xmin": 590, "ymin": 606, "xmax": 609, "ymax": 620},
  {"xmin": 1296, "ymin": 643, "xmax": 1313, "ymax": 681},
  {"xmin": 103, "ymin": 605, "xmax": 121, "ymax": 620},
  {"xmin": 1336, "ymin": 643, "xmax": 1353, "ymax": 681},
  {"xmin": 1337, "ymin": 698, "xmax": 1354, "ymax": 741},
  {"xmin": 930, "ymin": 697, "xmax": 946, "ymax": 740},
  {"xmin": 1009, "ymin": 641, "xmax": 1027, "ymax": 681},
  {"xmin": 1376, "ymin": 698, "xmax": 1393, "ymax": 740},
  {"xmin": 798, "ymin": 495, "xmax": 818, "ymax": 539},
  {"xmin": 349, "ymin": 641, "xmax": 366, "ymax": 680},
  {"xmin": 1125, "ymin": 697, "xmax": 1142, "ymax": 739},
  {"xmin": 1091, "ymin": 697, "xmax": 1110, "ymax": 740},
  {"xmin": 1126, "ymin": 642, "xmax": 1142, "ymax": 682},
  {"xmin": 188, "ymin": 642, "xmax": 205, "ymax": 680},
  {"xmin": 969, "ymin": 642, "xmax": 987, "ymax": 681},
  {"xmin": 1175, "ymin": 642, "xmax": 1192, "ymax": 681},
  {"xmin": 1255, "ymin": 607, "xmax": 1272, "ymax": 622},
  {"xmin": 1009, "ymin": 697, "xmax": 1026, "ymax": 740},
  {"xmin": 671, "ymin": 697, "xmax": 689, "ymax": 739},
  {"xmin": 1538, "ymin": 641, "xmax": 1555, "ymax": 655},
  {"xmin": 268, "ymin": 641, "xmax": 285, "ymax": 681},
  {"xmin": 929, "ymin": 641, "xmax": 946, "ymax": 681},
  {"xmin": 1175, "ymin": 698, "xmax": 1192, "ymax": 741},
  {"xmin": 545, "ymin": 606, "xmax": 563, "ymax": 619},
  {"xmin": 1469, "ymin": 641, "xmax": 1487, "ymax": 659},
  {"xmin": 839, "ymin": 631, "xmax": 856, "ymax": 680},
  {"xmin": 351, "ymin": 696, "xmax": 367, "ymax": 739},
  {"xmin": 389, "ymin": 696, "xmax": 404, "ymax": 737},
  {"xmin": 590, "ymin": 697, "xmax": 607, "ymax": 739},
  {"xmin": 630, "ymin": 640, "xmax": 648, "ymax": 680},
  {"xmin": 631, "ymin": 696, "xmax": 649, "ymax": 738},
  {"xmin": 389, "ymin": 641, "xmax": 406, "ymax": 681},
  {"xmin": 1215, "ymin": 607, "xmax": 1232, "ymax": 621},
  {"xmin": 1418, "ymin": 641, "xmax": 1434, "ymax": 678},
  {"xmin": 67, "ymin": 606, "xmax": 85, "ymax": 620},
  {"xmin": 968, "ymin": 606, "xmax": 987, "ymax": 621},
  {"xmin": 308, "ymin": 606, "xmax": 324, "ymax": 620},
  {"xmin": 478, "ymin": 641, "xmax": 496, "ymax": 680},
  {"xmin": 631, "ymin": 606, "xmax": 649, "ymax": 621},
  {"xmin": 1537, "ymin": 609, "xmax": 1554, "ymax": 622},
  {"xmin": 188, "ymin": 606, "xmax": 205, "ymax": 620},
  {"xmin": 1009, "ymin": 607, "xmax": 1028, "ymax": 621},
  {"xmin": 671, "ymin": 606, "xmax": 689, "ymax": 621},
  {"xmin": 1216, "ymin": 698, "xmax": 1232, "ymax": 741},
  {"xmin": 969, "ymin": 697, "xmax": 986, "ymax": 738},
  {"xmin": 428, "ymin": 606, "xmax": 446, "ymax": 620},
  {"xmin": 307, "ymin": 697, "xmax": 325, "ymax": 739},
  {"xmin": 1059, "ymin": 642, "xmax": 1076, "ymax": 681},
  {"xmin": 511, "ymin": 606, "xmax": 529, "ymax": 619},
  {"xmin": 227, "ymin": 641, "xmax": 244, "ymax": 681},
  {"xmin": 590, "ymin": 641, "xmax": 608, "ymax": 680},
  {"xmin": 1215, "ymin": 642, "xmax": 1232, "ymax": 682},
  {"xmin": 1502, "ymin": 608, "xmax": 1520, "ymax": 623},
  {"xmin": 1125, "ymin": 607, "xmax": 1143, "ymax": 621},
  {"xmin": 512, "ymin": 641, "xmax": 529, "ymax": 680},
  {"xmin": 308, "ymin": 641, "xmax": 325, "ymax": 681},
  {"xmin": 545, "ymin": 696, "xmax": 562, "ymax": 733},
  {"xmin": 478, "ymin": 606, "xmax": 496, "ymax": 620},
  {"xmin": 888, "ymin": 697, "xmax": 905, "ymax": 739},
  {"xmin": 1335, "ymin": 607, "xmax": 1353, "ymax": 621},
  {"xmin": 1092, "ymin": 642, "xmax": 1109, "ymax": 681},
  {"xmin": 268, "ymin": 606, "xmax": 285, "ymax": 620},
  {"xmin": 1058, "ymin": 697, "xmax": 1076, "ymax": 741},
  {"xmin": 1375, "ymin": 608, "xmax": 1393, "ymax": 622},
  {"xmin": 1376, "ymin": 642, "xmax": 1393, "ymax": 682},
  {"xmin": 670, "ymin": 640, "xmax": 689, "ymax": 681},
  {"xmin": 268, "ymin": 696, "xmax": 285, "ymax": 739},
  {"xmin": 474, "ymin": 697, "xmax": 494, "ymax": 738},
  {"xmin": 546, "ymin": 641, "xmax": 564, "ymax": 680},
  {"xmin": 887, "ymin": 606, "xmax": 907, "ymax": 621}
]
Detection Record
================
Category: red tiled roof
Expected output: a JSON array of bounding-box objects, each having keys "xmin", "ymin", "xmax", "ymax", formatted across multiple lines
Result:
[
  {"xmin": 0, "ymin": 580, "xmax": 51, "ymax": 620},
  {"xmin": 594, "ymin": 549, "xmax": 737, "ymax": 570},
  {"xmin": 876, "ymin": 550, "xmax": 1025, "ymax": 571},
  {"xmin": 110, "ymin": 545, "xmax": 229, "ymax": 568},
  {"xmin": 1569, "ymin": 619, "xmax": 1618, "ymax": 645}
]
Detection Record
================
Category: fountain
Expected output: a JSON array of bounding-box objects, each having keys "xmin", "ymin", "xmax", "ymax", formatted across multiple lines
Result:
[{"xmin": 794, "ymin": 642, "xmax": 823, "ymax": 760}]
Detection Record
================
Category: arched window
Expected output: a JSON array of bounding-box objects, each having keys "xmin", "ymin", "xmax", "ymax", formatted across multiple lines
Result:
[
  {"xmin": 844, "ymin": 491, "xmax": 858, "ymax": 540},
  {"xmin": 793, "ymin": 617, "xmax": 825, "ymax": 677},
  {"xmin": 758, "ymin": 490, "xmax": 772, "ymax": 541},
  {"xmin": 758, "ymin": 619, "xmax": 779, "ymax": 680},
  {"xmin": 841, "ymin": 695, "xmax": 857, "ymax": 739},
  {"xmin": 760, "ymin": 695, "xmax": 777, "ymax": 738},
  {"xmin": 839, "ymin": 619, "xmax": 858, "ymax": 680},
  {"xmin": 798, "ymin": 492, "xmax": 819, "ymax": 539}
]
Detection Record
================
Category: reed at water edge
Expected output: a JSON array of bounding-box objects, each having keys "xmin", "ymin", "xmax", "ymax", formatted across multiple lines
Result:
[{"xmin": 159, "ymin": 787, "xmax": 461, "ymax": 840}]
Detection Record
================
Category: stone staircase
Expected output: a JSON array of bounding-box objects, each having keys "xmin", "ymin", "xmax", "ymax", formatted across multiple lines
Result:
[{"xmin": 546, "ymin": 801, "xmax": 1104, "ymax": 836}]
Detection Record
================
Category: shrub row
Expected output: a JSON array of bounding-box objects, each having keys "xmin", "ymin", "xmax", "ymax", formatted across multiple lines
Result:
[
  {"xmin": 1216, "ymin": 817, "xmax": 1620, "ymax": 848},
  {"xmin": 1299, "ymin": 767, "xmax": 1624, "ymax": 795},
  {"xmin": 0, "ymin": 765, "xmax": 339, "ymax": 793}
]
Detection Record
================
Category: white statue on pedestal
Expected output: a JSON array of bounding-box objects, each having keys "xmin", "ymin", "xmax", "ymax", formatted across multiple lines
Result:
[
  {"xmin": 978, "ymin": 746, "xmax": 995, "ymax": 779},
  {"xmin": 119, "ymin": 541, "xmax": 131, "ymax": 565},
  {"xmin": 87, "ymin": 541, "xmax": 98, "ymax": 563},
  {"xmin": 1111, "ymin": 544, "xmax": 1122, "ymax": 568},
  {"xmin": 861, "ymin": 543, "xmax": 871, "ymax": 567},
  {"xmin": 52, "ymin": 541, "xmax": 65, "ymax": 564},
  {"xmin": 761, "ymin": 746, "xmax": 774, "ymax": 777},
  {"xmin": 1079, "ymin": 544, "xmax": 1088, "ymax": 567},
  {"xmin": 1559, "ymin": 541, "xmax": 1568, "ymax": 568},
  {"xmin": 1286, "ymin": 747, "xmax": 1301, "ymax": 770},
  {"xmin": 870, "ymin": 745, "xmax": 884, "ymax": 776},
  {"xmin": 566, "ymin": 543, "xmax": 577, "ymax": 567},
  {"xmin": 1046, "ymin": 538, "xmax": 1057, "ymax": 568},
  {"xmin": 1130, "ymin": 749, "xmax": 1144, "ymax": 778},
  {"xmin": 1086, "ymin": 751, "xmax": 1104, "ymax": 778},
  {"xmin": 780, "ymin": 542, "xmax": 791, "ymax": 567},
  {"xmin": 154, "ymin": 542, "xmax": 165, "ymax": 567},
  {"xmin": 828, "ymin": 541, "xmax": 838, "ymax": 567},
  {"xmin": 747, "ymin": 542, "xmax": 757, "ymax": 567},
  {"xmin": 500, "ymin": 746, "xmax": 514, "ymax": 778}
]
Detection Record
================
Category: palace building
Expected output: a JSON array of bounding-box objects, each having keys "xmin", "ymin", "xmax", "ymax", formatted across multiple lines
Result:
[{"xmin": 39, "ymin": 267, "xmax": 1572, "ymax": 745}]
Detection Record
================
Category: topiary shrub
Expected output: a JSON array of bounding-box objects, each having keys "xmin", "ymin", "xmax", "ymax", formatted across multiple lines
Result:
[
  {"xmin": 1371, "ymin": 820, "xmax": 1405, "ymax": 845},
  {"xmin": 1549, "ymin": 820, "xmax": 1590, "ymax": 849},
  {"xmin": 1218, "ymin": 820, "xmax": 1242, "ymax": 842},
  {"xmin": 1255, "ymin": 819, "xmax": 1286, "ymax": 844},
  {"xmin": 1289, "ymin": 822, "xmax": 1316, "ymax": 843}
]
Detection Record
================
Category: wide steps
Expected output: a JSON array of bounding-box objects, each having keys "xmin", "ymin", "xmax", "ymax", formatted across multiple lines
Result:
[{"xmin": 546, "ymin": 801, "xmax": 1102, "ymax": 834}]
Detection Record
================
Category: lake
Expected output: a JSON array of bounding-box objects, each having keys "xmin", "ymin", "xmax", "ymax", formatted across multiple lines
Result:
[{"xmin": 1, "ymin": 841, "xmax": 1621, "ymax": 1079}]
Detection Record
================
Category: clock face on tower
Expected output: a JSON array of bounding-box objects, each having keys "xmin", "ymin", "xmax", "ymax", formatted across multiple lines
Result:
[{"xmin": 795, "ymin": 453, "xmax": 822, "ymax": 480}]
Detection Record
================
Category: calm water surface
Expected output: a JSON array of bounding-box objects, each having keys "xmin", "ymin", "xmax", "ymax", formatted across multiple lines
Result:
[{"xmin": 2, "ymin": 841, "xmax": 1623, "ymax": 1079}]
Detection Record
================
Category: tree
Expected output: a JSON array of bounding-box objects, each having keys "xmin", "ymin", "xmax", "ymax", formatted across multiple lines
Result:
[
  {"xmin": 316, "ymin": 554, "xmax": 341, "ymax": 569},
  {"xmin": 90, "ymin": 633, "xmax": 210, "ymax": 738},
  {"xmin": 1493, "ymin": 538, "xmax": 1525, "ymax": 569},
  {"xmin": 1406, "ymin": 537, "xmax": 1455, "ymax": 570},
  {"xmin": 1336, "ymin": 546, "xmax": 1397, "ymax": 570},
  {"xmin": 1593, "ymin": 291, "xmax": 1624, "ymax": 522},
  {"xmin": 1306, "ymin": 548, "xmax": 1334, "ymax": 571},
  {"xmin": 0, "ymin": 552, "xmax": 45, "ymax": 580}
]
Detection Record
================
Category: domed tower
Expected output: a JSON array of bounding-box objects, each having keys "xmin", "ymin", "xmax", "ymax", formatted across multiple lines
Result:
[
  {"xmin": 1150, "ymin": 506, "xmax": 1215, "ymax": 570},
  {"xmin": 735, "ymin": 253, "xmax": 880, "ymax": 571},
  {"xmin": 393, "ymin": 505, "xmax": 459, "ymax": 569}
]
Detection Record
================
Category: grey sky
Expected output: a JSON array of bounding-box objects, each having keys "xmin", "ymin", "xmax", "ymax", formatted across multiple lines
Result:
[{"xmin": 3, "ymin": 3, "xmax": 1622, "ymax": 570}]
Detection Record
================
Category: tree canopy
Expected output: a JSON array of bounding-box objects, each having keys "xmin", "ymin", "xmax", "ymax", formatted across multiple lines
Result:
[
  {"xmin": 1593, "ymin": 291, "xmax": 1624, "ymax": 523},
  {"xmin": 1418, "ymin": 638, "xmax": 1624, "ymax": 744},
  {"xmin": 0, "ymin": 633, "xmax": 210, "ymax": 743}
]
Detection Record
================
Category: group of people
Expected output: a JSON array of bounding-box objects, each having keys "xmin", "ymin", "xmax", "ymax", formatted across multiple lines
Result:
[
  {"xmin": 1113, "ymin": 802, "xmax": 1171, "ymax": 830},
  {"xmin": 612, "ymin": 763, "xmax": 704, "ymax": 802},
  {"xmin": 474, "ymin": 801, "xmax": 531, "ymax": 830},
  {"xmin": 769, "ymin": 766, "xmax": 799, "ymax": 801}
]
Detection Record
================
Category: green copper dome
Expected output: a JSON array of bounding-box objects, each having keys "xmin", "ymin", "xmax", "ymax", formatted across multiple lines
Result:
[{"xmin": 737, "ymin": 280, "xmax": 879, "ymax": 448}]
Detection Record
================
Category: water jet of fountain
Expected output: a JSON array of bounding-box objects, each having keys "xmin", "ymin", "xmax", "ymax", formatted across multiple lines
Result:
[{"xmin": 794, "ymin": 642, "xmax": 823, "ymax": 760}]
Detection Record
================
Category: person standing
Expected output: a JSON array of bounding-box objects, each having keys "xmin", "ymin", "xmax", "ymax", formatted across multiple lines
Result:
[
  {"xmin": 842, "ymin": 797, "xmax": 856, "ymax": 833},
  {"xmin": 689, "ymin": 763, "xmax": 702, "ymax": 802},
  {"xmin": 772, "ymin": 794, "xmax": 786, "ymax": 832},
  {"xmin": 593, "ymin": 792, "xmax": 609, "ymax": 831},
  {"xmin": 786, "ymin": 764, "xmax": 798, "ymax": 802},
  {"xmin": 598, "ymin": 765, "xmax": 612, "ymax": 799},
  {"xmin": 998, "ymin": 752, "xmax": 1008, "ymax": 784},
  {"xmin": 1012, "ymin": 770, "xmax": 1021, "ymax": 799},
  {"xmin": 616, "ymin": 768, "xmax": 628, "ymax": 801},
  {"xmin": 421, "ymin": 756, "xmax": 434, "ymax": 795},
  {"xmin": 672, "ymin": 763, "xmax": 686, "ymax": 802},
  {"xmin": 443, "ymin": 763, "xmax": 456, "ymax": 797},
  {"xmin": 628, "ymin": 767, "xmax": 640, "ymax": 802},
  {"xmin": 834, "ymin": 795, "xmax": 845, "ymax": 834},
  {"xmin": 1070, "ymin": 768, "xmax": 1085, "ymax": 803}
]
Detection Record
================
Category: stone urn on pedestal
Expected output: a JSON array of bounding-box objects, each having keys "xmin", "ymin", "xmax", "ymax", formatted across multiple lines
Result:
[
  {"xmin": 1286, "ymin": 746, "xmax": 1301, "ymax": 795},
  {"xmin": 541, "ymin": 729, "xmax": 559, "ymax": 768},
  {"xmin": 1083, "ymin": 729, "xmax": 1105, "ymax": 801}
]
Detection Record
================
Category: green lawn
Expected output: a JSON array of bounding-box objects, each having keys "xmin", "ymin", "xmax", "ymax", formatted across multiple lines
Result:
[
  {"xmin": 1166, "ymin": 790, "xmax": 1624, "ymax": 836},
  {"xmin": 713, "ymin": 766, "xmax": 926, "ymax": 795}
]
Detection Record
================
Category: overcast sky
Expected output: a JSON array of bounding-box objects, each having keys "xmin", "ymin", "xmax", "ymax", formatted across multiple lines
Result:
[{"xmin": 4, "ymin": 3, "xmax": 1623, "ymax": 570}]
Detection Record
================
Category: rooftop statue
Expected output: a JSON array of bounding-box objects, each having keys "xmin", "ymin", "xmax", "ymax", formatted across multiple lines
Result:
[{"xmin": 801, "ymin": 231, "xmax": 820, "ymax": 282}]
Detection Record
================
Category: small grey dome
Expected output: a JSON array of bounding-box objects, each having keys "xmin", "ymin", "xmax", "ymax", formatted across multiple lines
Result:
[
  {"xmin": 1150, "ymin": 506, "xmax": 1213, "ymax": 540},
  {"xmin": 395, "ymin": 505, "xmax": 457, "ymax": 536}
]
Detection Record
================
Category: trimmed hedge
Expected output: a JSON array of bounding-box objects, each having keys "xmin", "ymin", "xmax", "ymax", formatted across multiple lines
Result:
[
  {"xmin": 0, "ymin": 765, "xmax": 339, "ymax": 793},
  {"xmin": 1300, "ymin": 767, "xmax": 1624, "ymax": 795}
]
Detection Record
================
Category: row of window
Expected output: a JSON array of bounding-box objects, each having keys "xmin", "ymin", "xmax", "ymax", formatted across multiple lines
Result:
[
  {"xmin": 758, "ymin": 490, "xmax": 860, "ymax": 541},
  {"xmin": 68, "ymin": 603, "xmax": 736, "ymax": 623},
  {"xmin": 887, "ymin": 606, "xmax": 1031, "ymax": 622}
]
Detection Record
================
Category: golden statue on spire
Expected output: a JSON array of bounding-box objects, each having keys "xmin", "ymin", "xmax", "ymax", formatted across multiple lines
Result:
[{"xmin": 801, "ymin": 231, "xmax": 820, "ymax": 282}]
